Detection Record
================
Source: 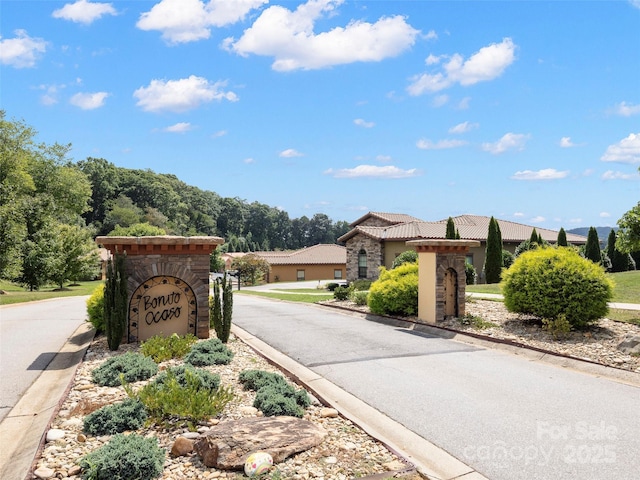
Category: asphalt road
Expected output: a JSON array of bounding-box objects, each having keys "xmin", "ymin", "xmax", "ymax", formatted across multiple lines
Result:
[
  {"xmin": 233, "ymin": 293, "xmax": 640, "ymax": 480},
  {"xmin": 0, "ymin": 296, "xmax": 89, "ymax": 422}
]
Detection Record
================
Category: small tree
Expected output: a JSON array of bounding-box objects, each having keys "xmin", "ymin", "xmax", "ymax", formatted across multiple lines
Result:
[
  {"xmin": 231, "ymin": 253, "xmax": 270, "ymax": 285},
  {"xmin": 557, "ymin": 227, "xmax": 568, "ymax": 247},
  {"xmin": 392, "ymin": 250, "xmax": 418, "ymax": 268},
  {"xmin": 484, "ymin": 216, "xmax": 503, "ymax": 284},
  {"xmin": 616, "ymin": 200, "xmax": 640, "ymax": 254},
  {"xmin": 104, "ymin": 250, "xmax": 128, "ymax": 351},
  {"xmin": 607, "ymin": 229, "xmax": 630, "ymax": 273},
  {"xmin": 445, "ymin": 217, "xmax": 456, "ymax": 239},
  {"xmin": 584, "ymin": 227, "xmax": 602, "ymax": 264},
  {"xmin": 210, "ymin": 272, "xmax": 233, "ymax": 343},
  {"xmin": 529, "ymin": 228, "xmax": 539, "ymax": 244}
]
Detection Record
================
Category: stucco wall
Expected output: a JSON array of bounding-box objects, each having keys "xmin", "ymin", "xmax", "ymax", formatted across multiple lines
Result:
[{"xmin": 268, "ymin": 264, "xmax": 345, "ymax": 283}]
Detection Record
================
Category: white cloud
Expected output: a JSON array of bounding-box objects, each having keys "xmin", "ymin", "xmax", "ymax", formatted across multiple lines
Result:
[
  {"xmin": 324, "ymin": 164, "xmax": 420, "ymax": 178},
  {"xmin": 530, "ymin": 216, "xmax": 545, "ymax": 224},
  {"xmin": 631, "ymin": 0, "xmax": 640, "ymax": 9},
  {"xmin": 425, "ymin": 53, "xmax": 441, "ymax": 65},
  {"xmin": 211, "ymin": 130, "xmax": 227, "ymax": 138},
  {"xmin": 407, "ymin": 38, "xmax": 516, "ymax": 96},
  {"xmin": 280, "ymin": 148, "xmax": 304, "ymax": 158},
  {"xmin": 613, "ymin": 101, "xmax": 640, "ymax": 117},
  {"xmin": 432, "ymin": 94, "xmax": 449, "ymax": 107},
  {"xmin": 457, "ymin": 97, "xmax": 471, "ymax": 110},
  {"xmin": 511, "ymin": 168, "xmax": 569, "ymax": 181},
  {"xmin": 224, "ymin": 0, "xmax": 420, "ymax": 71},
  {"xmin": 163, "ymin": 122, "xmax": 193, "ymax": 133},
  {"xmin": 137, "ymin": 0, "xmax": 267, "ymax": 44},
  {"xmin": 559, "ymin": 136, "xmax": 575, "ymax": 148},
  {"xmin": 600, "ymin": 133, "xmax": 640, "ymax": 163},
  {"xmin": 600, "ymin": 212, "xmax": 611, "ymax": 218},
  {"xmin": 52, "ymin": 0, "xmax": 117, "ymax": 25},
  {"xmin": 354, "ymin": 118, "xmax": 375, "ymax": 128},
  {"xmin": 243, "ymin": 157, "xmax": 255, "ymax": 164},
  {"xmin": 376, "ymin": 155, "xmax": 392, "ymax": 163},
  {"xmin": 513, "ymin": 212, "xmax": 525, "ymax": 217},
  {"xmin": 133, "ymin": 75, "xmax": 238, "ymax": 113},
  {"xmin": 482, "ymin": 132, "xmax": 530, "ymax": 154},
  {"xmin": 602, "ymin": 170, "xmax": 637, "ymax": 180},
  {"xmin": 0, "ymin": 30, "xmax": 47, "ymax": 68},
  {"xmin": 449, "ymin": 121, "xmax": 478, "ymax": 134},
  {"xmin": 69, "ymin": 91, "xmax": 109, "ymax": 109},
  {"xmin": 424, "ymin": 30, "xmax": 438, "ymax": 41},
  {"xmin": 416, "ymin": 138, "xmax": 467, "ymax": 150}
]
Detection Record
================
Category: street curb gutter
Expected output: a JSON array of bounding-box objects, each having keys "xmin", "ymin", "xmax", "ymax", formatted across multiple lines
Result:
[
  {"xmin": 231, "ymin": 325, "xmax": 490, "ymax": 480},
  {"xmin": 0, "ymin": 323, "xmax": 95, "ymax": 480}
]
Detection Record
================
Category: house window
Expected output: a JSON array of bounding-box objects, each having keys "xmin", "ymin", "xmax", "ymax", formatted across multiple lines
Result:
[
  {"xmin": 297, "ymin": 269, "xmax": 305, "ymax": 281},
  {"xmin": 466, "ymin": 254, "xmax": 474, "ymax": 265},
  {"xmin": 358, "ymin": 249, "xmax": 367, "ymax": 278},
  {"xmin": 334, "ymin": 269, "xmax": 342, "ymax": 279}
]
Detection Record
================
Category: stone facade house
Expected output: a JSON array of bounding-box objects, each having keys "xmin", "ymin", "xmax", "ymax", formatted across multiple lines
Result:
[{"xmin": 338, "ymin": 212, "xmax": 588, "ymax": 283}]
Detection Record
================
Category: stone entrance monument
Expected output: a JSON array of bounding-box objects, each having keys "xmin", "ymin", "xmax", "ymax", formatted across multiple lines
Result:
[
  {"xmin": 96, "ymin": 236, "xmax": 224, "ymax": 342},
  {"xmin": 406, "ymin": 239, "xmax": 480, "ymax": 324}
]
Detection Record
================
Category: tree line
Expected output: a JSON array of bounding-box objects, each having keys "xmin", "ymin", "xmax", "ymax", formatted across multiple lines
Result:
[{"xmin": 0, "ymin": 111, "xmax": 349, "ymax": 289}]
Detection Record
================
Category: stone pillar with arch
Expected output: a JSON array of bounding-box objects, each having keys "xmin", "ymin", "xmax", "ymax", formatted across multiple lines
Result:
[
  {"xmin": 406, "ymin": 239, "xmax": 480, "ymax": 324},
  {"xmin": 96, "ymin": 236, "xmax": 224, "ymax": 342}
]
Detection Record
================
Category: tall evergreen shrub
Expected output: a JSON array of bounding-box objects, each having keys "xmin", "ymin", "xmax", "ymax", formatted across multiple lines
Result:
[
  {"xmin": 104, "ymin": 250, "xmax": 128, "ymax": 351},
  {"xmin": 557, "ymin": 227, "xmax": 568, "ymax": 247},
  {"xmin": 445, "ymin": 217, "xmax": 456, "ymax": 239},
  {"xmin": 211, "ymin": 272, "xmax": 233, "ymax": 343},
  {"xmin": 484, "ymin": 216, "xmax": 503, "ymax": 284},
  {"xmin": 607, "ymin": 228, "xmax": 629, "ymax": 272},
  {"xmin": 584, "ymin": 227, "xmax": 602, "ymax": 264}
]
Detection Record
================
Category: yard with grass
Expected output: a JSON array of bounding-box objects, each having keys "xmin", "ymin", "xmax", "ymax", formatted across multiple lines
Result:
[{"xmin": 0, "ymin": 280, "xmax": 103, "ymax": 306}]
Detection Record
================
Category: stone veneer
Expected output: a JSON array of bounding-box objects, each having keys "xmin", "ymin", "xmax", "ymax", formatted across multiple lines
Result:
[
  {"xmin": 96, "ymin": 236, "xmax": 224, "ymax": 342},
  {"xmin": 345, "ymin": 232, "xmax": 384, "ymax": 282}
]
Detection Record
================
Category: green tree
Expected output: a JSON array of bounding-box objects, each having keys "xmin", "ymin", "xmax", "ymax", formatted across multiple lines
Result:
[
  {"xmin": 616, "ymin": 200, "xmax": 640, "ymax": 254},
  {"xmin": 104, "ymin": 250, "xmax": 128, "ymax": 351},
  {"xmin": 392, "ymin": 250, "xmax": 418, "ymax": 268},
  {"xmin": 48, "ymin": 224, "xmax": 99, "ymax": 288},
  {"xmin": 557, "ymin": 227, "xmax": 568, "ymax": 247},
  {"xmin": 108, "ymin": 222, "xmax": 166, "ymax": 236},
  {"xmin": 484, "ymin": 216, "xmax": 503, "ymax": 284},
  {"xmin": 584, "ymin": 226, "xmax": 602, "ymax": 264},
  {"xmin": 231, "ymin": 254, "xmax": 270, "ymax": 286},
  {"xmin": 529, "ymin": 228, "xmax": 539, "ymax": 244},
  {"xmin": 607, "ymin": 228, "xmax": 629, "ymax": 273},
  {"xmin": 445, "ymin": 217, "xmax": 456, "ymax": 239}
]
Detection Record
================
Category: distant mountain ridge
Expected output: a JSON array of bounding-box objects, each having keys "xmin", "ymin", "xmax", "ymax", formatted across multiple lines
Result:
[{"xmin": 568, "ymin": 227, "xmax": 617, "ymax": 248}]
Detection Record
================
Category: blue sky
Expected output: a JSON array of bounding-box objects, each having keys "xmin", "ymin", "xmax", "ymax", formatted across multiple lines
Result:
[{"xmin": 2, "ymin": 0, "xmax": 639, "ymax": 231}]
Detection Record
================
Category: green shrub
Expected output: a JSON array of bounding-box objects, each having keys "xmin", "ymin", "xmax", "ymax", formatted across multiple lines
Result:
[
  {"xmin": 83, "ymin": 398, "xmax": 147, "ymax": 436},
  {"xmin": 210, "ymin": 273, "xmax": 233, "ymax": 343},
  {"xmin": 141, "ymin": 333, "xmax": 198, "ymax": 363},
  {"xmin": 125, "ymin": 368, "xmax": 234, "ymax": 423},
  {"xmin": 79, "ymin": 433, "xmax": 164, "ymax": 480},
  {"xmin": 104, "ymin": 250, "xmax": 128, "ymax": 351},
  {"xmin": 151, "ymin": 365, "xmax": 220, "ymax": 392},
  {"xmin": 367, "ymin": 263, "xmax": 418, "ymax": 316},
  {"xmin": 391, "ymin": 250, "xmax": 417, "ymax": 269},
  {"xmin": 333, "ymin": 286, "xmax": 350, "ymax": 301},
  {"xmin": 502, "ymin": 247, "xmax": 613, "ymax": 329},
  {"xmin": 239, "ymin": 370, "xmax": 309, "ymax": 418},
  {"xmin": 92, "ymin": 352, "xmax": 158, "ymax": 387},
  {"xmin": 350, "ymin": 279, "xmax": 372, "ymax": 291},
  {"xmin": 465, "ymin": 262, "xmax": 477, "ymax": 285},
  {"xmin": 350, "ymin": 290, "xmax": 368, "ymax": 306},
  {"xmin": 86, "ymin": 284, "xmax": 105, "ymax": 333},
  {"xmin": 184, "ymin": 338, "xmax": 234, "ymax": 366},
  {"xmin": 542, "ymin": 315, "xmax": 572, "ymax": 340},
  {"xmin": 326, "ymin": 283, "xmax": 340, "ymax": 292}
]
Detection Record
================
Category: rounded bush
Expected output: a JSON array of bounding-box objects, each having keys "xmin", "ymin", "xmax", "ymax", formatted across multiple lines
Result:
[
  {"xmin": 79, "ymin": 433, "xmax": 164, "ymax": 480},
  {"xmin": 391, "ymin": 250, "xmax": 417, "ymax": 269},
  {"xmin": 184, "ymin": 338, "xmax": 234, "ymax": 366},
  {"xmin": 86, "ymin": 284, "xmax": 105, "ymax": 333},
  {"xmin": 83, "ymin": 398, "xmax": 147, "ymax": 436},
  {"xmin": 152, "ymin": 365, "xmax": 220, "ymax": 392},
  {"xmin": 367, "ymin": 263, "xmax": 418, "ymax": 317},
  {"xmin": 92, "ymin": 352, "xmax": 159, "ymax": 387},
  {"xmin": 502, "ymin": 247, "xmax": 613, "ymax": 328}
]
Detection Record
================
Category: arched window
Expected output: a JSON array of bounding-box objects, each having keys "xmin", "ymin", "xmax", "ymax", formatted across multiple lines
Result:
[{"xmin": 358, "ymin": 249, "xmax": 367, "ymax": 278}]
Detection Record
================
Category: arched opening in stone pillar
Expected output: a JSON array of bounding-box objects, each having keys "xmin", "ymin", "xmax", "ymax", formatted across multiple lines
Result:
[{"xmin": 444, "ymin": 267, "xmax": 459, "ymax": 318}]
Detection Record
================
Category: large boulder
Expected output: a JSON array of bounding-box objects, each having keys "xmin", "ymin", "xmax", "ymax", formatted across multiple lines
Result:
[
  {"xmin": 617, "ymin": 335, "xmax": 640, "ymax": 355},
  {"xmin": 194, "ymin": 416, "xmax": 326, "ymax": 469}
]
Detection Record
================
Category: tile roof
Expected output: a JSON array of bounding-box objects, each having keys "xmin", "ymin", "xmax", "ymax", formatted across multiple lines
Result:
[
  {"xmin": 338, "ymin": 214, "xmax": 588, "ymax": 244},
  {"xmin": 349, "ymin": 211, "xmax": 424, "ymax": 227},
  {"xmin": 254, "ymin": 244, "xmax": 346, "ymax": 265}
]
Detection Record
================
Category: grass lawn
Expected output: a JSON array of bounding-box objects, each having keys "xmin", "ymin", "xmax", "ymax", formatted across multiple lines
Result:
[
  {"xmin": 0, "ymin": 280, "xmax": 103, "ymax": 306},
  {"xmin": 235, "ymin": 289, "xmax": 333, "ymax": 303},
  {"xmin": 467, "ymin": 270, "xmax": 639, "ymax": 305}
]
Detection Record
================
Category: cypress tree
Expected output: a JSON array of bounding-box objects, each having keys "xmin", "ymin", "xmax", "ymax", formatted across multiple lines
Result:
[
  {"xmin": 584, "ymin": 227, "xmax": 602, "ymax": 264},
  {"xmin": 484, "ymin": 216, "xmax": 503, "ymax": 284},
  {"xmin": 211, "ymin": 272, "xmax": 233, "ymax": 343},
  {"xmin": 445, "ymin": 217, "xmax": 456, "ymax": 239},
  {"xmin": 557, "ymin": 227, "xmax": 568, "ymax": 247},
  {"xmin": 607, "ymin": 229, "xmax": 629, "ymax": 272},
  {"xmin": 529, "ymin": 228, "xmax": 539, "ymax": 244}
]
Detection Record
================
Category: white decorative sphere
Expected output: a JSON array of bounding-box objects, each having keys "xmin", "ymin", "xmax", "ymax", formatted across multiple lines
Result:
[{"xmin": 244, "ymin": 451, "xmax": 273, "ymax": 477}]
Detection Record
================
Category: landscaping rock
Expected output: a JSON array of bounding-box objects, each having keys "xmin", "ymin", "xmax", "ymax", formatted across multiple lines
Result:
[
  {"xmin": 617, "ymin": 335, "xmax": 640, "ymax": 355},
  {"xmin": 171, "ymin": 436, "xmax": 195, "ymax": 456},
  {"xmin": 194, "ymin": 416, "xmax": 327, "ymax": 469}
]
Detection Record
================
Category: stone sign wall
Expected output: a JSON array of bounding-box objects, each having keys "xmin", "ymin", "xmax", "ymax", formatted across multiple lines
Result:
[{"xmin": 96, "ymin": 236, "xmax": 223, "ymax": 342}]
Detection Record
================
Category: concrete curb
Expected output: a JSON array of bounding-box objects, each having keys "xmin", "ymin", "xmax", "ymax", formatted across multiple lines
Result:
[
  {"xmin": 0, "ymin": 323, "xmax": 95, "ymax": 480},
  {"xmin": 231, "ymin": 324, "xmax": 490, "ymax": 480}
]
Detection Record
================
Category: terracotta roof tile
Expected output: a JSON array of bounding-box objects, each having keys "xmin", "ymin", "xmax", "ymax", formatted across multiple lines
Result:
[{"xmin": 254, "ymin": 244, "xmax": 346, "ymax": 265}]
